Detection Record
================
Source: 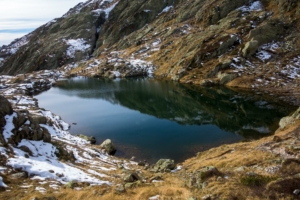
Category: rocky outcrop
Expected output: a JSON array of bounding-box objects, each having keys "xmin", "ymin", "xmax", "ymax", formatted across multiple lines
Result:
[{"xmin": 0, "ymin": 0, "xmax": 111, "ymax": 75}]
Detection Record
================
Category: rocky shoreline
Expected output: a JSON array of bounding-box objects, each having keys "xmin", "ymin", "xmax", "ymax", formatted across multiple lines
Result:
[{"xmin": 0, "ymin": 67, "xmax": 300, "ymax": 199}]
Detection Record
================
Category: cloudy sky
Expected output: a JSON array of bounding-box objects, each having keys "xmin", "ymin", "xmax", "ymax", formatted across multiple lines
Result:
[{"xmin": 0, "ymin": 0, "xmax": 84, "ymax": 46}]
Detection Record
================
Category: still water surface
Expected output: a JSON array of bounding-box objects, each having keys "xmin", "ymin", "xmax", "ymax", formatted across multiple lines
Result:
[{"xmin": 35, "ymin": 77, "xmax": 295, "ymax": 163}]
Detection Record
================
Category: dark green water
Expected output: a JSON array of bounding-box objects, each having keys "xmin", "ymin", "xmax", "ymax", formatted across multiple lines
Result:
[{"xmin": 35, "ymin": 77, "xmax": 295, "ymax": 163}]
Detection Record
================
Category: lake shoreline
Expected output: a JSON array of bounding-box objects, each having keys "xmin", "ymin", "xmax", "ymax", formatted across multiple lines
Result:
[{"xmin": 1, "ymin": 67, "xmax": 300, "ymax": 199}]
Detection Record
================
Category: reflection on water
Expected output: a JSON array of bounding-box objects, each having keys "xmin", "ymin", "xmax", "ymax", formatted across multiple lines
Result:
[{"xmin": 35, "ymin": 77, "xmax": 295, "ymax": 163}]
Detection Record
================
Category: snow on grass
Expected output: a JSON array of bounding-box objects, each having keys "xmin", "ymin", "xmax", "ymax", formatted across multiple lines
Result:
[
  {"xmin": 158, "ymin": 6, "xmax": 173, "ymax": 15},
  {"xmin": 8, "ymin": 142, "xmax": 111, "ymax": 185},
  {"xmin": 238, "ymin": 1, "xmax": 263, "ymax": 12},
  {"xmin": 129, "ymin": 59, "xmax": 155, "ymax": 75},
  {"xmin": 0, "ymin": 35, "xmax": 29, "ymax": 55},
  {"xmin": 149, "ymin": 195, "xmax": 160, "ymax": 200},
  {"xmin": 3, "ymin": 113, "xmax": 17, "ymax": 142},
  {"xmin": 0, "ymin": 176, "xmax": 7, "ymax": 188},
  {"xmin": 65, "ymin": 39, "xmax": 91, "ymax": 58},
  {"xmin": 35, "ymin": 186, "xmax": 47, "ymax": 193},
  {"xmin": 256, "ymin": 50, "xmax": 272, "ymax": 62}
]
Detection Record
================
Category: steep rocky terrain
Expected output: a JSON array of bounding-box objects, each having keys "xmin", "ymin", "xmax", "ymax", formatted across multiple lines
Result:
[
  {"xmin": 1, "ymin": 0, "xmax": 300, "ymax": 97},
  {"xmin": 0, "ymin": 0, "xmax": 300, "ymax": 199}
]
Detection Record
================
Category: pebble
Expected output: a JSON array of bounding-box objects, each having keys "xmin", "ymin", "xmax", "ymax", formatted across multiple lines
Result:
[{"xmin": 294, "ymin": 189, "xmax": 300, "ymax": 195}]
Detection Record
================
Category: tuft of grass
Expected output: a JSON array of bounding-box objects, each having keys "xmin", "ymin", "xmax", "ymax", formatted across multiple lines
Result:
[{"xmin": 240, "ymin": 175, "xmax": 277, "ymax": 187}]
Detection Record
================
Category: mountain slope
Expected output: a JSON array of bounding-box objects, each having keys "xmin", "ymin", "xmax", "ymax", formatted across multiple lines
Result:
[{"xmin": 0, "ymin": 0, "xmax": 300, "ymax": 94}]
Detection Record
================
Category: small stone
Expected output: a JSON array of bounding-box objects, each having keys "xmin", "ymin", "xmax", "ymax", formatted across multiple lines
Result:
[
  {"xmin": 234, "ymin": 166, "xmax": 245, "ymax": 172},
  {"xmin": 49, "ymin": 170, "xmax": 54, "ymax": 173},
  {"xmin": 202, "ymin": 194, "xmax": 212, "ymax": 200},
  {"xmin": 115, "ymin": 184, "xmax": 125, "ymax": 193},
  {"xmin": 19, "ymin": 146, "xmax": 33, "ymax": 156},
  {"xmin": 294, "ymin": 189, "xmax": 300, "ymax": 195},
  {"xmin": 56, "ymin": 173, "xmax": 64, "ymax": 178},
  {"xmin": 10, "ymin": 172, "xmax": 28, "ymax": 179}
]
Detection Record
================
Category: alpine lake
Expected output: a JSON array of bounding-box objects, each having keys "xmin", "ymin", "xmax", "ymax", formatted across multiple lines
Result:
[{"xmin": 35, "ymin": 77, "xmax": 296, "ymax": 164}]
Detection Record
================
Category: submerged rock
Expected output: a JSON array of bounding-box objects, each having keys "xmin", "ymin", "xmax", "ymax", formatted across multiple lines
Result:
[{"xmin": 100, "ymin": 139, "xmax": 116, "ymax": 155}]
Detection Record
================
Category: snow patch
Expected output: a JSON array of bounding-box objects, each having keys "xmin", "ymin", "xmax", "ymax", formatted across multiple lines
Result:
[
  {"xmin": 65, "ymin": 39, "xmax": 91, "ymax": 58},
  {"xmin": 158, "ymin": 6, "xmax": 173, "ymax": 15},
  {"xmin": 0, "ymin": 176, "xmax": 7, "ymax": 188},
  {"xmin": 238, "ymin": 1, "xmax": 263, "ymax": 12}
]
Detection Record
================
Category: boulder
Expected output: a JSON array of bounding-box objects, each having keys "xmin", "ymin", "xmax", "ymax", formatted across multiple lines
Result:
[
  {"xmin": 78, "ymin": 134, "xmax": 96, "ymax": 144},
  {"xmin": 100, "ymin": 139, "xmax": 116, "ymax": 155},
  {"xmin": 242, "ymin": 40, "xmax": 259, "ymax": 58},
  {"xmin": 198, "ymin": 166, "xmax": 221, "ymax": 181},
  {"xmin": 153, "ymin": 159, "xmax": 175, "ymax": 172},
  {"xmin": 28, "ymin": 114, "xmax": 47, "ymax": 125},
  {"xmin": 114, "ymin": 184, "xmax": 126, "ymax": 194},
  {"xmin": 124, "ymin": 172, "xmax": 141, "ymax": 183},
  {"xmin": 0, "ymin": 95, "xmax": 13, "ymax": 116},
  {"xmin": 279, "ymin": 107, "xmax": 300, "ymax": 129},
  {"xmin": 218, "ymin": 73, "xmax": 237, "ymax": 85}
]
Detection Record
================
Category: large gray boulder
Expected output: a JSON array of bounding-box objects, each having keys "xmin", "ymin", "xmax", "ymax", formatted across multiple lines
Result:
[
  {"xmin": 242, "ymin": 40, "xmax": 259, "ymax": 58},
  {"xmin": 100, "ymin": 139, "xmax": 116, "ymax": 155},
  {"xmin": 153, "ymin": 159, "xmax": 175, "ymax": 172}
]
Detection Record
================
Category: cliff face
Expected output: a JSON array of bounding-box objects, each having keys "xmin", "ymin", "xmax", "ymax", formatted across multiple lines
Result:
[{"xmin": 0, "ymin": 0, "xmax": 300, "ymax": 93}]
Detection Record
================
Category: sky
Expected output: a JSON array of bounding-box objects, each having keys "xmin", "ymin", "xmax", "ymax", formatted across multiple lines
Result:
[{"xmin": 0, "ymin": 0, "xmax": 84, "ymax": 46}]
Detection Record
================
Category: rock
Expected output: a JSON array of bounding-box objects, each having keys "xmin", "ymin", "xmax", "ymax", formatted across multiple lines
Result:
[
  {"xmin": 28, "ymin": 114, "xmax": 47, "ymax": 125},
  {"xmin": 56, "ymin": 173, "xmax": 64, "ymax": 178},
  {"xmin": 114, "ymin": 184, "xmax": 126, "ymax": 193},
  {"xmin": 150, "ymin": 175, "xmax": 163, "ymax": 182},
  {"xmin": 234, "ymin": 166, "xmax": 246, "ymax": 172},
  {"xmin": 273, "ymin": 136, "xmax": 282, "ymax": 142},
  {"xmin": 242, "ymin": 40, "xmax": 259, "ymax": 58},
  {"xmin": 188, "ymin": 197, "xmax": 197, "ymax": 200},
  {"xmin": 19, "ymin": 145, "xmax": 33, "ymax": 156},
  {"xmin": 202, "ymin": 195, "xmax": 213, "ymax": 200},
  {"xmin": 200, "ymin": 79, "xmax": 220, "ymax": 87},
  {"xmin": 198, "ymin": 166, "xmax": 221, "ymax": 181},
  {"xmin": 65, "ymin": 180, "xmax": 78, "ymax": 189},
  {"xmin": 100, "ymin": 139, "xmax": 116, "ymax": 155},
  {"xmin": 279, "ymin": 107, "xmax": 300, "ymax": 129},
  {"xmin": 10, "ymin": 172, "xmax": 28, "ymax": 179},
  {"xmin": 78, "ymin": 134, "xmax": 96, "ymax": 144},
  {"xmin": 0, "ymin": 95, "xmax": 13, "ymax": 116},
  {"xmin": 153, "ymin": 159, "xmax": 175, "ymax": 172},
  {"xmin": 124, "ymin": 180, "xmax": 141, "ymax": 189},
  {"xmin": 206, "ymin": 60, "xmax": 232, "ymax": 78},
  {"xmin": 294, "ymin": 189, "xmax": 300, "ymax": 195},
  {"xmin": 279, "ymin": 116, "xmax": 294, "ymax": 129},
  {"xmin": 218, "ymin": 73, "xmax": 237, "ymax": 85},
  {"xmin": 124, "ymin": 172, "xmax": 141, "ymax": 183},
  {"xmin": 138, "ymin": 160, "xmax": 147, "ymax": 166}
]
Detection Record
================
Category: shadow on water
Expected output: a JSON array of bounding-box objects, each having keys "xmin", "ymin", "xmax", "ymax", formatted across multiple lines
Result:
[{"xmin": 36, "ymin": 77, "xmax": 296, "ymax": 163}]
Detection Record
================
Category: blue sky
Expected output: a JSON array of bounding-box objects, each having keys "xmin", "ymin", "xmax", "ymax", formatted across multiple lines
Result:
[{"xmin": 0, "ymin": 0, "xmax": 83, "ymax": 46}]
